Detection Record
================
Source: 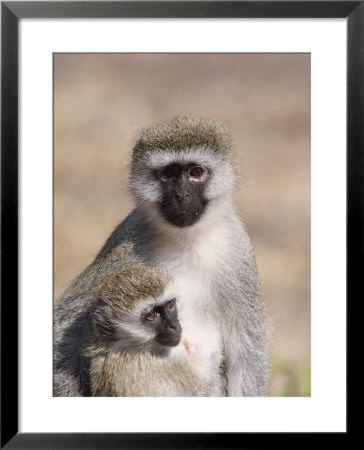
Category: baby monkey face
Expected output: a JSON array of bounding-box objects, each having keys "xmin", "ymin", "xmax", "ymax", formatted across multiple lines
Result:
[{"xmin": 143, "ymin": 299, "xmax": 182, "ymax": 347}]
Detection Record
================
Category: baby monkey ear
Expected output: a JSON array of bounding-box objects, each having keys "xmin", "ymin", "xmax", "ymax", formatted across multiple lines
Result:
[{"xmin": 93, "ymin": 302, "xmax": 117, "ymax": 340}]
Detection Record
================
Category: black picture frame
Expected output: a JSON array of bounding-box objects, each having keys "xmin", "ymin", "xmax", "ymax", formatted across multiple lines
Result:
[{"xmin": 1, "ymin": 1, "xmax": 360, "ymax": 448}]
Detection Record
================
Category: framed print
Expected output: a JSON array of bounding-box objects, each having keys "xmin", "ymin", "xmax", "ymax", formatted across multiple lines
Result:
[{"xmin": 1, "ymin": 1, "xmax": 361, "ymax": 448}]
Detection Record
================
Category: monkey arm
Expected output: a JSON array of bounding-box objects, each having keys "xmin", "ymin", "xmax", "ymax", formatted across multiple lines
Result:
[
  {"xmin": 53, "ymin": 211, "xmax": 146, "ymax": 397},
  {"xmin": 223, "ymin": 316, "xmax": 269, "ymax": 397},
  {"xmin": 221, "ymin": 225, "xmax": 269, "ymax": 397}
]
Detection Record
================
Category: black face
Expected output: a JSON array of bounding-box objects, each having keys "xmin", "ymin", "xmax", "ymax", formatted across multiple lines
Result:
[
  {"xmin": 144, "ymin": 299, "xmax": 182, "ymax": 347},
  {"xmin": 156, "ymin": 163, "xmax": 209, "ymax": 227}
]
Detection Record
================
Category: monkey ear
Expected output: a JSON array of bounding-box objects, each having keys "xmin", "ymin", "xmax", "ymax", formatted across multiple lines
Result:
[{"xmin": 93, "ymin": 303, "xmax": 116, "ymax": 340}]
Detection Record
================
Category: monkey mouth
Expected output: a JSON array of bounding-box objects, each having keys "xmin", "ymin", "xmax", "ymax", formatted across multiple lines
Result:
[
  {"xmin": 156, "ymin": 333, "xmax": 181, "ymax": 347},
  {"xmin": 162, "ymin": 208, "xmax": 204, "ymax": 228},
  {"xmin": 160, "ymin": 197, "xmax": 208, "ymax": 228}
]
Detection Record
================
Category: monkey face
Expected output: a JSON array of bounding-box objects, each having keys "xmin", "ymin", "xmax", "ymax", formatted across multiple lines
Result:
[
  {"xmin": 144, "ymin": 299, "xmax": 182, "ymax": 347},
  {"xmin": 92, "ymin": 269, "xmax": 181, "ymax": 353},
  {"xmin": 156, "ymin": 163, "xmax": 209, "ymax": 227},
  {"xmin": 130, "ymin": 117, "xmax": 238, "ymax": 208}
]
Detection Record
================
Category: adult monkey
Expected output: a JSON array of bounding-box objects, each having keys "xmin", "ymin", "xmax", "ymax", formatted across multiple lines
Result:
[{"xmin": 54, "ymin": 116, "xmax": 268, "ymax": 396}]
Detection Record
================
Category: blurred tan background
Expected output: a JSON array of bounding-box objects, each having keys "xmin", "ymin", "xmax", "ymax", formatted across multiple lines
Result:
[{"xmin": 54, "ymin": 54, "xmax": 310, "ymax": 396}]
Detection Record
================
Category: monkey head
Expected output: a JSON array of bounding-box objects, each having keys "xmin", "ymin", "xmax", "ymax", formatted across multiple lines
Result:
[
  {"xmin": 93, "ymin": 267, "xmax": 182, "ymax": 353},
  {"xmin": 130, "ymin": 116, "xmax": 238, "ymax": 227}
]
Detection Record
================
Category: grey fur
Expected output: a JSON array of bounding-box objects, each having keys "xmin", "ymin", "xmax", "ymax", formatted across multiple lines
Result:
[{"xmin": 54, "ymin": 116, "xmax": 269, "ymax": 397}]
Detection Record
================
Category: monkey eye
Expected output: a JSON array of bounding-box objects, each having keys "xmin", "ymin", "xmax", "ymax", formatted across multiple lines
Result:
[
  {"xmin": 158, "ymin": 165, "xmax": 179, "ymax": 181},
  {"xmin": 145, "ymin": 311, "xmax": 160, "ymax": 321},
  {"xmin": 189, "ymin": 166, "xmax": 204, "ymax": 178},
  {"xmin": 165, "ymin": 300, "xmax": 175, "ymax": 311}
]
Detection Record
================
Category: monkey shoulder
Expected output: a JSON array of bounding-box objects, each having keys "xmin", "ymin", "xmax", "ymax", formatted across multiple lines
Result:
[
  {"xmin": 55, "ymin": 211, "xmax": 146, "ymax": 322},
  {"xmin": 96, "ymin": 209, "xmax": 148, "ymax": 262}
]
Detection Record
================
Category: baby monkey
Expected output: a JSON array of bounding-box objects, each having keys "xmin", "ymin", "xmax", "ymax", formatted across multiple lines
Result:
[{"xmin": 86, "ymin": 267, "xmax": 207, "ymax": 396}]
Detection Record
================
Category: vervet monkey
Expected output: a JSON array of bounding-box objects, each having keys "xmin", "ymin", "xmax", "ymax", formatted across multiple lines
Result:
[
  {"xmin": 87, "ymin": 267, "xmax": 219, "ymax": 396},
  {"xmin": 54, "ymin": 116, "xmax": 268, "ymax": 397}
]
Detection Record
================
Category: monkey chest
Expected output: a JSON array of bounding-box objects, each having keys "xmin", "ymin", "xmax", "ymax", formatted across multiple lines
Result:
[
  {"xmin": 154, "ymin": 237, "xmax": 229, "ymax": 384},
  {"xmin": 169, "ymin": 269, "xmax": 224, "ymax": 379}
]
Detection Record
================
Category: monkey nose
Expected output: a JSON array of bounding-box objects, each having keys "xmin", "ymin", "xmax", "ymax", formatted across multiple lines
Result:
[
  {"xmin": 169, "ymin": 321, "xmax": 182, "ymax": 333},
  {"xmin": 175, "ymin": 192, "xmax": 190, "ymax": 200}
]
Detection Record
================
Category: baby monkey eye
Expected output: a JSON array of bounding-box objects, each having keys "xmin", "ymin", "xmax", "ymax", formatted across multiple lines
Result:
[
  {"xmin": 145, "ymin": 311, "xmax": 160, "ymax": 321},
  {"xmin": 165, "ymin": 300, "xmax": 175, "ymax": 311},
  {"xmin": 189, "ymin": 166, "xmax": 204, "ymax": 178}
]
